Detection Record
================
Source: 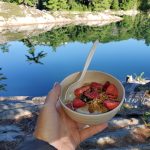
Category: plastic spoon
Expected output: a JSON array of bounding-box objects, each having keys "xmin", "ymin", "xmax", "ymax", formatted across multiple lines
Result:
[{"xmin": 65, "ymin": 40, "xmax": 99, "ymax": 101}]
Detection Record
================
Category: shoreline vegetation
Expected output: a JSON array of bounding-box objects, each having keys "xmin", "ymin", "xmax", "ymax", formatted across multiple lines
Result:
[
  {"xmin": 1, "ymin": 0, "xmax": 150, "ymax": 12},
  {"xmin": 0, "ymin": 79, "xmax": 150, "ymax": 150},
  {"xmin": 0, "ymin": 1, "xmax": 140, "ymax": 28}
]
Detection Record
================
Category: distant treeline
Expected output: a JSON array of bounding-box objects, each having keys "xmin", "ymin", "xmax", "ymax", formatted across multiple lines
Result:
[
  {"xmin": 2, "ymin": 0, "xmax": 150, "ymax": 11},
  {"xmin": 21, "ymin": 13, "xmax": 150, "ymax": 50}
]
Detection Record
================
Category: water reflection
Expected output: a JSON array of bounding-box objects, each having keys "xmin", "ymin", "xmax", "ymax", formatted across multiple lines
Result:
[
  {"xmin": 19, "ymin": 14, "xmax": 150, "ymax": 50},
  {"xmin": 0, "ymin": 68, "xmax": 7, "ymax": 91},
  {"xmin": 23, "ymin": 39, "xmax": 47, "ymax": 64},
  {"xmin": 0, "ymin": 43, "xmax": 10, "ymax": 53},
  {"xmin": 26, "ymin": 48, "xmax": 47, "ymax": 64}
]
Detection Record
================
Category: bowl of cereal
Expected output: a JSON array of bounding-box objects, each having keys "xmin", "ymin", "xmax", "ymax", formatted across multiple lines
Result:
[{"xmin": 60, "ymin": 71, "xmax": 125, "ymax": 125}]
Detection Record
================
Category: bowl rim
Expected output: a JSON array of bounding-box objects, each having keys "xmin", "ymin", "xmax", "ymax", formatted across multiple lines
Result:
[{"xmin": 60, "ymin": 70, "xmax": 125, "ymax": 117}]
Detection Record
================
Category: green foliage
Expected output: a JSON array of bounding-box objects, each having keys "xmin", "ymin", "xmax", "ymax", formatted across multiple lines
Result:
[
  {"xmin": 2, "ymin": 0, "xmax": 150, "ymax": 11},
  {"xmin": 17, "ymin": 0, "xmax": 37, "ymax": 6},
  {"xmin": 44, "ymin": 0, "xmax": 68, "ymax": 11},
  {"xmin": 142, "ymin": 112, "xmax": 150, "ymax": 127},
  {"xmin": 120, "ymin": 0, "xmax": 138, "ymax": 10},
  {"xmin": 2, "ymin": 0, "xmax": 37, "ymax": 7},
  {"xmin": 64, "ymin": 0, "xmax": 85, "ymax": 11},
  {"xmin": 139, "ymin": 0, "xmax": 150, "ymax": 10},
  {"xmin": 133, "ymin": 13, "xmax": 150, "ymax": 45},
  {"xmin": 21, "ymin": 14, "xmax": 150, "ymax": 50},
  {"xmin": 57, "ymin": 0, "xmax": 68, "ymax": 10},
  {"xmin": 91, "ymin": 0, "xmax": 112, "ymax": 11},
  {"xmin": 1, "ymin": 0, "xmax": 15, "ymax": 2},
  {"xmin": 111, "ymin": 0, "xmax": 119, "ymax": 10},
  {"xmin": 44, "ymin": 0, "xmax": 59, "ymax": 10}
]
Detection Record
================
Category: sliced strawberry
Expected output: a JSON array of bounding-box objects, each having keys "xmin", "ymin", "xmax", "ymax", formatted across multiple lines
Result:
[
  {"xmin": 103, "ymin": 100, "xmax": 120, "ymax": 110},
  {"xmin": 73, "ymin": 98, "xmax": 86, "ymax": 108},
  {"xmin": 74, "ymin": 85, "xmax": 90, "ymax": 97},
  {"xmin": 90, "ymin": 82, "xmax": 103, "ymax": 90},
  {"xmin": 106, "ymin": 84, "xmax": 118, "ymax": 98},
  {"xmin": 103, "ymin": 81, "xmax": 110, "ymax": 91},
  {"xmin": 108, "ymin": 94, "xmax": 118, "ymax": 99},
  {"xmin": 84, "ymin": 91, "xmax": 100, "ymax": 99}
]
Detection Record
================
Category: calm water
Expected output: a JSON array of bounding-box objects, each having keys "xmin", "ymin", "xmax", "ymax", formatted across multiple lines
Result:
[{"xmin": 0, "ymin": 15, "xmax": 150, "ymax": 96}]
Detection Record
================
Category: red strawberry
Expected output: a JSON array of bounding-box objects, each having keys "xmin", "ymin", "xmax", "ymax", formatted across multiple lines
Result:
[
  {"xmin": 73, "ymin": 98, "xmax": 86, "ymax": 108},
  {"xmin": 90, "ymin": 82, "xmax": 103, "ymax": 90},
  {"xmin": 108, "ymin": 94, "xmax": 118, "ymax": 99},
  {"xmin": 103, "ymin": 100, "xmax": 120, "ymax": 110},
  {"xmin": 84, "ymin": 91, "xmax": 100, "ymax": 99},
  {"xmin": 106, "ymin": 84, "xmax": 118, "ymax": 98},
  {"xmin": 74, "ymin": 85, "xmax": 90, "ymax": 97},
  {"xmin": 103, "ymin": 81, "xmax": 110, "ymax": 91}
]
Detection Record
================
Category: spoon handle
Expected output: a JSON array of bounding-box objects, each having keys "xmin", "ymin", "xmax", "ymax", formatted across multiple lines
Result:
[{"xmin": 79, "ymin": 40, "xmax": 99, "ymax": 82}]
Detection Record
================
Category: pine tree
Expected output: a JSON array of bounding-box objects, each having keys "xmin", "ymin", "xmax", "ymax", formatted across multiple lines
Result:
[
  {"xmin": 147, "ymin": 0, "xmax": 150, "ymax": 9},
  {"xmin": 120, "ymin": 0, "xmax": 138, "ymax": 10},
  {"xmin": 91, "ymin": 0, "xmax": 111, "ymax": 11},
  {"xmin": 111, "ymin": 0, "xmax": 119, "ymax": 10},
  {"xmin": 57, "ymin": 0, "xmax": 68, "ymax": 10},
  {"xmin": 45, "ymin": 0, "xmax": 59, "ymax": 10},
  {"xmin": 18, "ymin": 0, "xmax": 37, "ymax": 7},
  {"xmin": 100, "ymin": 0, "xmax": 112, "ymax": 10}
]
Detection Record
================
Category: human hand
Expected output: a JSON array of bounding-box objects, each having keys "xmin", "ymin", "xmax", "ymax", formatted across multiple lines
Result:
[{"xmin": 34, "ymin": 83, "xmax": 108, "ymax": 150}]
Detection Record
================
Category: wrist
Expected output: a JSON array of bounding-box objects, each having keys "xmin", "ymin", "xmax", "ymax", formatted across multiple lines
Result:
[
  {"xmin": 34, "ymin": 131, "xmax": 76, "ymax": 150},
  {"xmin": 50, "ymin": 139, "xmax": 76, "ymax": 150}
]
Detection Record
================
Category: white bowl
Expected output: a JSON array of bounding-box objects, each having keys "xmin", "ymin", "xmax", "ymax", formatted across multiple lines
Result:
[{"xmin": 60, "ymin": 71, "xmax": 125, "ymax": 125}]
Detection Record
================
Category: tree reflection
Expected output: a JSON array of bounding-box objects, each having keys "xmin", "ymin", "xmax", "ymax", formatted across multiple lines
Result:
[
  {"xmin": 23, "ymin": 38, "xmax": 47, "ymax": 64},
  {"xmin": 26, "ymin": 48, "xmax": 47, "ymax": 64},
  {"xmin": 21, "ymin": 13, "xmax": 150, "ymax": 49},
  {"xmin": 0, "ymin": 43, "xmax": 10, "ymax": 53},
  {"xmin": 0, "ymin": 68, "xmax": 7, "ymax": 91}
]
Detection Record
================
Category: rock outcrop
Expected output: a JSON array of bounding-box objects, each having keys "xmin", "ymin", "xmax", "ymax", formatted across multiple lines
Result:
[{"xmin": 0, "ymin": 2, "xmax": 122, "ymax": 28}]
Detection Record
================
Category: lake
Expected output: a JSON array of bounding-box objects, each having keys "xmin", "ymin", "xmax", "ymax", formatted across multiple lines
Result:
[{"xmin": 0, "ymin": 14, "xmax": 150, "ymax": 96}]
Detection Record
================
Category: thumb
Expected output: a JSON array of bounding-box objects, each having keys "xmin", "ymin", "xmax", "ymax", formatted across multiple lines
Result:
[{"xmin": 45, "ymin": 82, "xmax": 61, "ymax": 106}]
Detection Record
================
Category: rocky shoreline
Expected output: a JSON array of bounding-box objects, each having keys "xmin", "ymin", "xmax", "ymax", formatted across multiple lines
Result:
[
  {"xmin": 0, "ymin": 81, "xmax": 150, "ymax": 150},
  {"xmin": 0, "ymin": 1, "xmax": 123, "ymax": 44},
  {"xmin": 0, "ymin": 2, "xmax": 140, "ymax": 29},
  {"xmin": 0, "ymin": 2, "xmax": 122, "ymax": 27},
  {"xmin": 0, "ymin": 2, "xmax": 140, "ymax": 44}
]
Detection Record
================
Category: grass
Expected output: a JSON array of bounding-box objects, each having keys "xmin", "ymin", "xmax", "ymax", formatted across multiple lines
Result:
[
  {"xmin": 142, "ymin": 112, "xmax": 150, "ymax": 127},
  {"xmin": 0, "ymin": 2, "xmax": 25, "ymax": 18}
]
